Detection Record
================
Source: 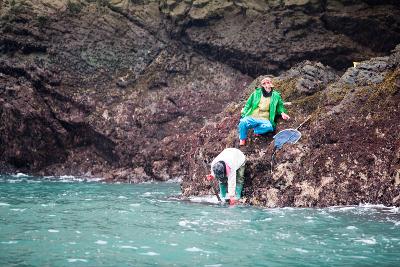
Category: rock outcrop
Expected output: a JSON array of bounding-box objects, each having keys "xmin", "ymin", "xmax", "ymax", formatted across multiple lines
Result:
[
  {"xmin": 162, "ymin": 0, "xmax": 400, "ymax": 75},
  {"xmin": 181, "ymin": 46, "xmax": 400, "ymax": 207},
  {"xmin": 0, "ymin": 0, "xmax": 252, "ymax": 180},
  {"xmin": 0, "ymin": 0, "xmax": 399, "ymax": 205}
]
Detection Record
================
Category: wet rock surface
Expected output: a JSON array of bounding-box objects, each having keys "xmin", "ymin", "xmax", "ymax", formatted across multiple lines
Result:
[
  {"xmin": 0, "ymin": 0, "xmax": 251, "ymax": 181},
  {"xmin": 0, "ymin": 0, "xmax": 399, "ymax": 206},
  {"xmin": 182, "ymin": 47, "xmax": 400, "ymax": 207}
]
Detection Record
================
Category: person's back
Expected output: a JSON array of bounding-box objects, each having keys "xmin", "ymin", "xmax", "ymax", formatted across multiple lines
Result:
[{"xmin": 211, "ymin": 148, "xmax": 245, "ymax": 172}]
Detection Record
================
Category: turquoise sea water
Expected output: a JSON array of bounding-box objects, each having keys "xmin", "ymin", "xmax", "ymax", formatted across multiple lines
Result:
[{"xmin": 1, "ymin": 174, "xmax": 400, "ymax": 267}]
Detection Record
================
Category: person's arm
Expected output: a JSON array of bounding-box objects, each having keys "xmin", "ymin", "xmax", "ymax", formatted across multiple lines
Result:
[
  {"xmin": 227, "ymin": 169, "xmax": 237, "ymax": 198},
  {"xmin": 227, "ymin": 171, "xmax": 237, "ymax": 205},
  {"xmin": 276, "ymin": 93, "xmax": 290, "ymax": 120},
  {"xmin": 241, "ymin": 92, "xmax": 254, "ymax": 117},
  {"xmin": 206, "ymin": 164, "xmax": 216, "ymax": 181}
]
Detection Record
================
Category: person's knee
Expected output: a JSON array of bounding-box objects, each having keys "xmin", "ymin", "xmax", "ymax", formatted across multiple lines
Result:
[
  {"xmin": 261, "ymin": 122, "xmax": 273, "ymax": 131},
  {"xmin": 238, "ymin": 118, "xmax": 247, "ymax": 128}
]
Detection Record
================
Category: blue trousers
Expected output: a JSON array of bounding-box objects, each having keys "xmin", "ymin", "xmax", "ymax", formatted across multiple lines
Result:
[{"xmin": 238, "ymin": 116, "xmax": 274, "ymax": 140}]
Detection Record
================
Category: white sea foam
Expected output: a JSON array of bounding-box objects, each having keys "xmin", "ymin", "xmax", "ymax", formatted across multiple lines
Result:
[
  {"xmin": 294, "ymin": 248, "xmax": 309, "ymax": 253},
  {"xmin": 388, "ymin": 207, "xmax": 400, "ymax": 213},
  {"xmin": 140, "ymin": 180, "xmax": 156, "ymax": 184},
  {"xmin": 130, "ymin": 203, "xmax": 140, "ymax": 207},
  {"xmin": 120, "ymin": 245, "xmax": 138, "ymax": 249},
  {"xmin": 67, "ymin": 259, "xmax": 88, "ymax": 263},
  {"xmin": 354, "ymin": 237, "xmax": 376, "ymax": 245},
  {"xmin": 332, "ymin": 206, "xmax": 356, "ymax": 211},
  {"xmin": 47, "ymin": 175, "xmax": 104, "ymax": 183},
  {"xmin": 1, "ymin": 241, "xmax": 18, "ymax": 244},
  {"xmin": 27, "ymin": 180, "xmax": 41, "ymax": 183},
  {"xmin": 118, "ymin": 196, "xmax": 128, "ymax": 199},
  {"xmin": 358, "ymin": 203, "xmax": 387, "ymax": 209},
  {"xmin": 0, "ymin": 202, "xmax": 10, "ymax": 206},
  {"xmin": 188, "ymin": 195, "xmax": 220, "ymax": 204},
  {"xmin": 157, "ymin": 199, "xmax": 173, "ymax": 203},
  {"xmin": 59, "ymin": 175, "xmax": 76, "ymax": 179},
  {"xmin": 140, "ymin": 252, "xmax": 159, "ymax": 256},
  {"xmin": 14, "ymin": 173, "xmax": 29, "ymax": 178},
  {"xmin": 48, "ymin": 229, "xmax": 59, "ymax": 233},
  {"xmin": 170, "ymin": 243, "xmax": 178, "ymax": 246},
  {"xmin": 179, "ymin": 220, "xmax": 199, "ymax": 227},
  {"xmin": 350, "ymin": 256, "xmax": 368, "ymax": 259},
  {"xmin": 346, "ymin": 226, "xmax": 358, "ymax": 230},
  {"xmin": 11, "ymin": 208, "xmax": 26, "ymax": 212},
  {"xmin": 165, "ymin": 176, "xmax": 183, "ymax": 183},
  {"xmin": 185, "ymin": 247, "xmax": 203, "ymax": 252},
  {"xmin": 58, "ymin": 175, "xmax": 78, "ymax": 183},
  {"xmin": 95, "ymin": 240, "xmax": 107, "ymax": 245},
  {"xmin": 275, "ymin": 232, "xmax": 290, "ymax": 240}
]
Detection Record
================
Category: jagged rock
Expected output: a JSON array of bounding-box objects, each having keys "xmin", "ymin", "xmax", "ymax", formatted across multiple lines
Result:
[
  {"xmin": 0, "ymin": 0, "xmax": 251, "ymax": 180},
  {"xmin": 0, "ymin": 1, "xmax": 399, "ymax": 208},
  {"xmin": 277, "ymin": 61, "xmax": 339, "ymax": 97},
  {"xmin": 181, "ymin": 47, "xmax": 400, "ymax": 207},
  {"xmin": 339, "ymin": 56, "xmax": 390, "ymax": 86},
  {"xmin": 166, "ymin": 0, "xmax": 400, "ymax": 76}
]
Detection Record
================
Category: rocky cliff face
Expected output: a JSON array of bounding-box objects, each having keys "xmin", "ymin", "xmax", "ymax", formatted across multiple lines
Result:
[
  {"xmin": 181, "ymin": 46, "xmax": 400, "ymax": 207},
  {"xmin": 0, "ymin": 0, "xmax": 399, "ymax": 205},
  {"xmin": 0, "ymin": 0, "xmax": 252, "ymax": 180},
  {"xmin": 161, "ymin": 0, "xmax": 400, "ymax": 75}
]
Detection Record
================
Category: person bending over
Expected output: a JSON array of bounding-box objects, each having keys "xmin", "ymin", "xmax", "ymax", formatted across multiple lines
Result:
[{"xmin": 207, "ymin": 148, "xmax": 246, "ymax": 205}]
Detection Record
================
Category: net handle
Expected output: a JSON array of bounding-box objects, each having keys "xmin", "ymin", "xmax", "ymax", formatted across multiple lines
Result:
[{"xmin": 295, "ymin": 115, "xmax": 312, "ymax": 130}]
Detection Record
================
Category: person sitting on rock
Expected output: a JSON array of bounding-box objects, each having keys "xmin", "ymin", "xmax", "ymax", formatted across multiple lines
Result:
[
  {"xmin": 238, "ymin": 77, "xmax": 290, "ymax": 146},
  {"xmin": 206, "ymin": 148, "xmax": 246, "ymax": 205}
]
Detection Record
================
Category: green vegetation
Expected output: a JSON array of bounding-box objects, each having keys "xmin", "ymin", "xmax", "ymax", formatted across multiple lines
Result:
[
  {"xmin": 325, "ymin": 84, "xmax": 351, "ymax": 105},
  {"xmin": 292, "ymin": 91, "xmax": 324, "ymax": 114},
  {"xmin": 274, "ymin": 78, "xmax": 298, "ymax": 100},
  {"xmin": 359, "ymin": 69, "xmax": 400, "ymax": 115},
  {"xmin": 376, "ymin": 69, "xmax": 400, "ymax": 97}
]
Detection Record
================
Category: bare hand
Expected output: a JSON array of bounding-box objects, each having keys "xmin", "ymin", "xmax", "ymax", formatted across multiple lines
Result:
[
  {"xmin": 281, "ymin": 113, "xmax": 290, "ymax": 120},
  {"xmin": 206, "ymin": 174, "xmax": 214, "ymax": 181}
]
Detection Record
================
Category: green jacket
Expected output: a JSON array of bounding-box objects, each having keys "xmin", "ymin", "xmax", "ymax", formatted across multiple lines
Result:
[{"xmin": 241, "ymin": 87, "xmax": 287, "ymax": 128}]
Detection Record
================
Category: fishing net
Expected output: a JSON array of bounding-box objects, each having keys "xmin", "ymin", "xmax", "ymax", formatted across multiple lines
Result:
[{"xmin": 273, "ymin": 129, "xmax": 302, "ymax": 150}]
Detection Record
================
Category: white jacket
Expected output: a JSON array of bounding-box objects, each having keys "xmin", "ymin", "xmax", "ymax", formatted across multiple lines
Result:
[{"xmin": 211, "ymin": 148, "xmax": 246, "ymax": 197}]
